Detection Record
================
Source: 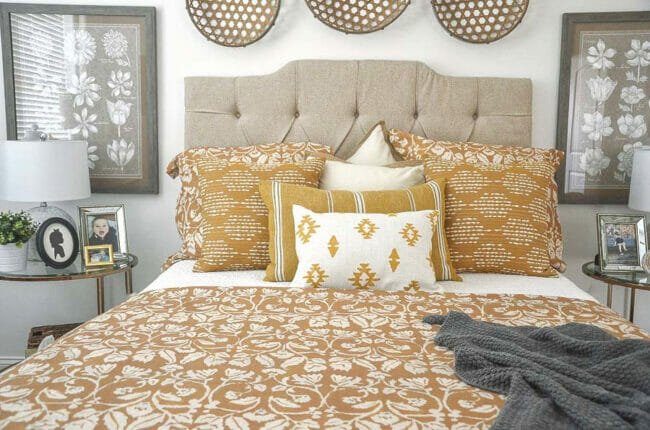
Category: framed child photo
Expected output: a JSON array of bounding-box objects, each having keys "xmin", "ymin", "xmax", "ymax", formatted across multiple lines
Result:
[
  {"xmin": 557, "ymin": 11, "xmax": 650, "ymax": 204},
  {"xmin": 84, "ymin": 244, "xmax": 114, "ymax": 267},
  {"xmin": 78, "ymin": 205, "xmax": 128, "ymax": 259},
  {"xmin": 597, "ymin": 214, "xmax": 647, "ymax": 272},
  {"xmin": 0, "ymin": 3, "xmax": 158, "ymax": 193}
]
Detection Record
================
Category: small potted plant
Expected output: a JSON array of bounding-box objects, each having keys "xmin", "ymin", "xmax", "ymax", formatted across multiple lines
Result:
[{"xmin": 0, "ymin": 211, "xmax": 37, "ymax": 272}]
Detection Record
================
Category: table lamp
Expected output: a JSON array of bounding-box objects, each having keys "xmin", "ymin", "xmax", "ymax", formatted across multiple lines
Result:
[
  {"xmin": 0, "ymin": 140, "xmax": 91, "ymax": 261},
  {"xmin": 629, "ymin": 146, "xmax": 650, "ymax": 274}
]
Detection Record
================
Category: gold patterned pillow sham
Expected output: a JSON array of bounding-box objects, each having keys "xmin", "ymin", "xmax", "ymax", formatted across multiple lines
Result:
[
  {"xmin": 291, "ymin": 205, "xmax": 439, "ymax": 292},
  {"xmin": 164, "ymin": 142, "xmax": 332, "ymax": 270},
  {"xmin": 388, "ymin": 129, "xmax": 566, "ymax": 272},
  {"xmin": 424, "ymin": 159, "xmax": 556, "ymax": 277},
  {"xmin": 259, "ymin": 180, "xmax": 461, "ymax": 282},
  {"xmin": 193, "ymin": 158, "xmax": 325, "ymax": 272}
]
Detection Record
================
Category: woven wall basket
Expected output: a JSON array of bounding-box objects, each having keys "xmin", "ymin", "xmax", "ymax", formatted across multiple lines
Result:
[
  {"xmin": 432, "ymin": 0, "xmax": 528, "ymax": 44},
  {"xmin": 186, "ymin": 0, "xmax": 281, "ymax": 47},
  {"xmin": 305, "ymin": 0, "xmax": 411, "ymax": 34}
]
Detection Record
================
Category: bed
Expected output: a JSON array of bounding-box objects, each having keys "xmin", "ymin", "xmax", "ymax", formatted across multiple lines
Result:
[{"xmin": 0, "ymin": 60, "xmax": 647, "ymax": 429}]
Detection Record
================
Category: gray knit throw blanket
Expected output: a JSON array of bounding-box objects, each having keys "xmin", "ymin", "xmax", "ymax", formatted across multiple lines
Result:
[{"xmin": 423, "ymin": 311, "xmax": 650, "ymax": 429}]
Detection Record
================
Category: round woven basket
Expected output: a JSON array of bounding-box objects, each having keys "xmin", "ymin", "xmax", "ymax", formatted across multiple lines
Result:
[
  {"xmin": 432, "ymin": 0, "xmax": 528, "ymax": 44},
  {"xmin": 186, "ymin": 0, "xmax": 281, "ymax": 47},
  {"xmin": 305, "ymin": 0, "xmax": 411, "ymax": 34}
]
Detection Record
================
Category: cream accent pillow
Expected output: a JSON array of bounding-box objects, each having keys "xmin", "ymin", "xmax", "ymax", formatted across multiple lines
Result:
[
  {"xmin": 346, "ymin": 121, "xmax": 399, "ymax": 165},
  {"xmin": 319, "ymin": 160, "xmax": 424, "ymax": 191},
  {"xmin": 290, "ymin": 205, "xmax": 439, "ymax": 292}
]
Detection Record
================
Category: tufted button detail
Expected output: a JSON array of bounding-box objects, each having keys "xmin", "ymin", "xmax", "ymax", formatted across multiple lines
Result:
[
  {"xmin": 235, "ymin": 112, "xmax": 241, "ymax": 119},
  {"xmin": 294, "ymin": 112, "xmax": 300, "ymax": 118},
  {"xmin": 354, "ymin": 111, "xmax": 359, "ymax": 118},
  {"xmin": 413, "ymin": 112, "xmax": 418, "ymax": 119},
  {"xmin": 472, "ymin": 112, "xmax": 478, "ymax": 120}
]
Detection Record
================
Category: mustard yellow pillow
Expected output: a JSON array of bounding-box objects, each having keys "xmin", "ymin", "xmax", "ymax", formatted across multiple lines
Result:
[
  {"xmin": 389, "ymin": 128, "xmax": 566, "ymax": 273},
  {"xmin": 164, "ymin": 142, "xmax": 331, "ymax": 270},
  {"xmin": 424, "ymin": 159, "xmax": 556, "ymax": 277},
  {"xmin": 194, "ymin": 158, "xmax": 325, "ymax": 272},
  {"xmin": 259, "ymin": 180, "xmax": 461, "ymax": 282}
]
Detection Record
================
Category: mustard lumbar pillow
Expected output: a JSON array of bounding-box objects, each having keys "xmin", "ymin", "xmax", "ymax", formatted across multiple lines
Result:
[
  {"xmin": 290, "ymin": 205, "xmax": 439, "ymax": 292},
  {"xmin": 259, "ymin": 180, "xmax": 461, "ymax": 282}
]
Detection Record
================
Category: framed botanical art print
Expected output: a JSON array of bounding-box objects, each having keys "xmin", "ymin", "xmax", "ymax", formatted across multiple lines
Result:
[
  {"xmin": 557, "ymin": 12, "xmax": 650, "ymax": 204},
  {"xmin": 0, "ymin": 3, "xmax": 158, "ymax": 193}
]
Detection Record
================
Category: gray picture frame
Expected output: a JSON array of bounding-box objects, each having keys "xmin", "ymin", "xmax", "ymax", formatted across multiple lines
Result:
[
  {"xmin": 0, "ymin": 3, "xmax": 158, "ymax": 194},
  {"xmin": 556, "ymin": 11, "xmax": 650, "ymax": 204}
]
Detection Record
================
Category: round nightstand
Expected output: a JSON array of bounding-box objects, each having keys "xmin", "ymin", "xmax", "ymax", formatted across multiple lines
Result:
[
  {"xmin": 582, "ymin": 262, "xmax": 650, "ymax": 323},
  {"xmin": 0, "ymin": 254, "xmax": 138, "ymax": 314}
]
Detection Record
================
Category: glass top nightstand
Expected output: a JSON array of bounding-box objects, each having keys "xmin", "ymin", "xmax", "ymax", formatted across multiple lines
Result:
[
  {"xmin": 582, "ymin": 262, "xmax": 649, "ymax": 322},
  {"xmin": 0, "ymin": 254, "xmax": 138, "ymax": 314}
]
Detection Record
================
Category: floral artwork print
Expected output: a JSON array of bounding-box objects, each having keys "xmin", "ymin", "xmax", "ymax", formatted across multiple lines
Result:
[
  {"xmin": 9, "ymin": 15, "xmax": 142, "ymax": 179},
  {"xmin": 565, "ymin": 31, "xmax": 650, "ymax": 197},
  {"xmin": 62, "ymin": 23, "xmax": 142, "ymax": 178},
  {"xmin": 6, "ymin": 8, "xmax": 156, "ymax": 193}
]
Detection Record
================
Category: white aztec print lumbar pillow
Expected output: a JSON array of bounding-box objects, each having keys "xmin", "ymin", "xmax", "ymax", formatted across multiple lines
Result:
[{"xmin": 290, "ymin": 205, "xmax": 440, "ymax": 292}]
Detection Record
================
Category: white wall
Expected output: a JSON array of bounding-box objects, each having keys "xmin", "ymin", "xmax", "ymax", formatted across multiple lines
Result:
[{"xmin": 1, "ymin": 0, "xmax": 649, "ymax": 359}]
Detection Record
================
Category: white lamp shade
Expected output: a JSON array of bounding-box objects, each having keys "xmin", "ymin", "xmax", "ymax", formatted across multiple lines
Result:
[
  {"xmin": 0, "ymin": 140, "xmax": 91, "ymax": 202},
  {"xmin": 629, "ymin": 147, "xmax": 650, "ymax": 212}
]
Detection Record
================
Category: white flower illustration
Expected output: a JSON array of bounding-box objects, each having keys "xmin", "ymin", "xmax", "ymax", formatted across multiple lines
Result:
[
  {"xmin": 620, "ymin": 85, "xmax": 646, "ymax": 105},
  {"xmin": 106, "ymin": 100, "xmax": 132, "ymax": 127},
  {"xmin": 107, "ymin": 70, "xmax": 133, "ymax": 98},
  {"xmin": 580, "ymin": 147, "xmax": 610, "ymax": 177},
  {"xmin": 617, "ymin": 114, "xmax": 647, "ymax": 139},
  {"xmin": 87, "ymin": 143, "xmax": 99, "ymax": 170},
  {"xmin": 107, "ymin": 138, "xmax": 135, "ymax": 170},
  {"xmin": 67, "ymin": 71, "xmax": 101, "ymax": 108},
  {"xmin": 616, "ymin": 141, "xmax": 643, "ymax": 179},
  {"xmin": 625, "ymin": 39, "xmax": 650, "ymax": 67},
  {"xmin": 586, "ymin": 76, "xmax": 617, "ymax": 103},
  {"xmin": 102, "ymin": 30, "xmax": 128, "ymax": 58},
  {"xmin": 581, "ymin": 112, "xmax": 613, "ymax": 141},
  {"xmin": 102, "ymin": 30, "xmax": 131, "ymax": 67},
  {"xmin": 71, "ymin": 108, "xmax": 98, "ymax": 139},
  {"xmin": 64, "ymin": 30, "xmax": 96, "ymax": 66},
  {"xmin": 587, "ymin": 39, "xmax": 616, "ymax": 70}
]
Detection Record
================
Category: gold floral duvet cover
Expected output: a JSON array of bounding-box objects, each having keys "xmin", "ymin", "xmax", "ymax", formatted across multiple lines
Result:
[{"xmin": 0, "ymin": 287, "xmax": 646, "ymax": 429}]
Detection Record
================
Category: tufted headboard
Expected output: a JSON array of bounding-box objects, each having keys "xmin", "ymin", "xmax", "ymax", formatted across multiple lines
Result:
[{"xmin": 185, "ymin": 60, "xmax": 532, "ymax": 156}]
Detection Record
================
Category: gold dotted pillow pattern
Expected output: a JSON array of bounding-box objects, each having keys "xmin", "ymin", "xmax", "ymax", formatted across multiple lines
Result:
[
  {"xmin": 259, "ymin": 180, "xmax": 461, "ymax": 282},
  {"xmin": 388, "ymin": 129, "xmax": 566, "ymax": 273},
  {"xmin": 291, "ymin": 205, "xmax": 440, "ymax": 292},
  {"xmin": 164, "ymin": 143, "xmax": 332, "ymax": 270},
  {"xmin": 424, "ymin": 159, "xmax": 556, "ymax": 277},
  {"xmin": 193, "ymin": 158, "xmax": 325, "ymax": 272}
]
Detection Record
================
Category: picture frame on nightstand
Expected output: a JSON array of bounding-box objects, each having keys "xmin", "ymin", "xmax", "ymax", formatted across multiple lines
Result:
[{"xmin": 597, "ymin": 213, "xmax": 647, "ymax": 273}]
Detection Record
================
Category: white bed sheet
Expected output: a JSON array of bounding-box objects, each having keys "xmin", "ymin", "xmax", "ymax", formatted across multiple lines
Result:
[{"xmin": 144, "ymin": 260, "xmax": 596, "ymax": 301}]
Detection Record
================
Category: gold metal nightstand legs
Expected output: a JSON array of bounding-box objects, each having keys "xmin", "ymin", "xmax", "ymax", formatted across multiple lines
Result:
[
  {"xmin": 607, "ymin": 283, "xmax": 612, "ymax": 308},
  {"xmin": 95, "ymin": 269, "xmax": 134, "ymax": 314},
  {"xmin": 96, "ymin": 277, "xmax": 104, "ymax": 314},
  {"xmin": 606, "ymin": 283, "xmax": 636, "ymax": 323},
  {"xmin": 125, "ymin": 268, "xmax": 133, "ymax": 295}
]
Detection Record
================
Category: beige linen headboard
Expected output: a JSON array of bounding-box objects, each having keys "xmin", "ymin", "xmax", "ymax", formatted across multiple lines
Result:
[{"xmin": 185, "ymin": 60, "xmax": 532, "ymax": 156}]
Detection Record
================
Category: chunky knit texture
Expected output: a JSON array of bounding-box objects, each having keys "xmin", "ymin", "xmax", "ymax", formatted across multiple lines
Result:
[{"xmin": 424, "ymin": 311, "xmax": 650, "ymax": 429}]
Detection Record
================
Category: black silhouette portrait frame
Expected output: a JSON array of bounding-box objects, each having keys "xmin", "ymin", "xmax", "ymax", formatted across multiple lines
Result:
[{"xmin": 35, "ymin": 217, "xmax": 79, "ymax": 269}]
